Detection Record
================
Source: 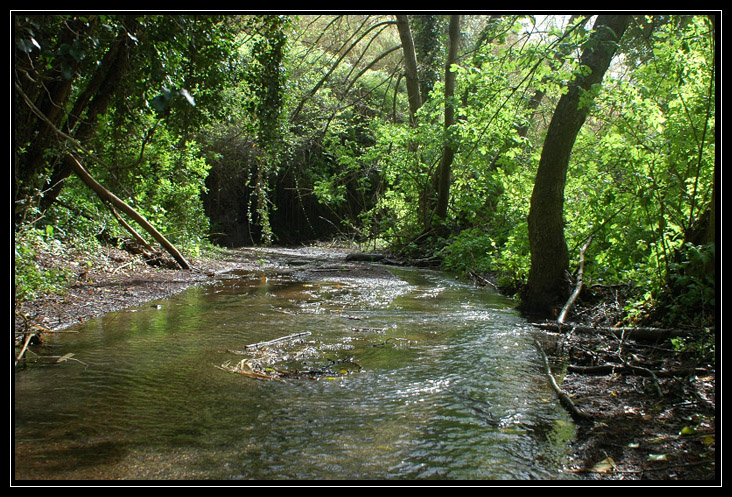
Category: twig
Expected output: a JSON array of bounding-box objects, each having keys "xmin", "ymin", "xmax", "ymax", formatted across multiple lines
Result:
[
  {"xmin": 531, "ymin": 321, "xmax": 696, "ymax": 341},
  {"xmin": 15, "ymin": 333, "xmax": 36, "ymax": 366},
  {"xmin": 566, "ymin": 364, "xmax": 707, "ymax": 378}
]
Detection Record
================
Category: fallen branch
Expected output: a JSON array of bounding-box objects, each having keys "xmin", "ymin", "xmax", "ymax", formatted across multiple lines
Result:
[
  {"xmin": 14, "ymin": 333, "xmax": 35, "ymax": 366},
  {"xmin": 63, "ymin": 154, "xmax": 191, "ymax": 270},
  {"xmin": 228, "ymin": 331, "xmax": 312, "ymax": 354},
  {"xmin": 21, "ymin": 352, "xmax": 89, "ymax": 367},
  {"xmin": 468, "ymin": 269, "xmax": 499, "ymax": 290},
  {"xmin": 558, "ymin": 236, "xmax": 592, "ymax": 325},
  {"xmin": 530, "ymin": 321, "xmax": 694, "ymax": 341},
  {"xmin": 533, "ymin": 339, "xmax": 592, "ymax": 423},
  {"xmin": 566, "ymin": 364, "xmax": 708, "ymax": 378},
  {"xmin": 107, "ymin": 203, "xmax": 158, "ymax": 257}
]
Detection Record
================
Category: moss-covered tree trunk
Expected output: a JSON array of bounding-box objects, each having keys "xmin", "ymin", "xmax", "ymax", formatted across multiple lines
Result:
[{"xmin": 522, "ymin": 15, "xmax": 630, "ymax": 317}]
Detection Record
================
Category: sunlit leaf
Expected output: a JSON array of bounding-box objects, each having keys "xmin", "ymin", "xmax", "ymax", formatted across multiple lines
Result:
[
  {"xmin": 680, "ymin": 426, "xmax": 697, "ymax": 436},
  {"xmin": 591, "ymin": 457, "xmax": 616, "ymax": 473}
]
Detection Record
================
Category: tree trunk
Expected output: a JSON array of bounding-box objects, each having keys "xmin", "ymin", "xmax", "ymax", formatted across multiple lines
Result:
[
  {"xmin": 522, "ymin": 15, "xmax": 630, "ymax": 317},
  {"xmin": 40, "ymin": 21, "xmax": 136, "ymax": 213},
  {"xmin": 434, "ymin": 15, "xmax": 461, "ymax": 223},
  {"xmin": 395, "ymin": 15, "xmax": 423, "ymax": 126}
]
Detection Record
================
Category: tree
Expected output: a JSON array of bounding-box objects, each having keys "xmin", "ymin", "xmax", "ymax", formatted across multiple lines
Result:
[
  {"xmin": 433, "ymin": 15, "xmax": 461, "ymax": 223},
  {"xmin": 395, "ymin": 15, "xmax": 423, "ymax": 126},
  {"xmin": 521, "ymin": 15, "xmax": 631, "ymax": 317},
  {"xmin": 14, "ymin": 15, "xmax": 140, "ymax": 220},
  {"xmin": 14, "ymin": 15, "xmax": 236, "ymax": 224}
]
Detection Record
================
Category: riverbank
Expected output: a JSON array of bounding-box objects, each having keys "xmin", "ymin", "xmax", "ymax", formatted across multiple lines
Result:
[{"xmin": 13, "ymin": 244, "xmax": 717, "ymax": 482}]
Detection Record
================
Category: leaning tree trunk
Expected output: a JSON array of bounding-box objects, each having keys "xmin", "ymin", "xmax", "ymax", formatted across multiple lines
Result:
[
  {"xmin": 395, "ymin": 15, "xmax": 423, "ymax": 127},
  {"xmin": 63, "ymin": 154, "xmax": 191, "ymax": 270},
  {"xmin": 521, "ymin": 15, "xmax": 630, "ymax": 317}
]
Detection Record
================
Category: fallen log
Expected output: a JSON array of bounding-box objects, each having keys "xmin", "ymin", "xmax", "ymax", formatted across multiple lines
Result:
[
  {"xmin": 531, "ymin": 321, "xmax": 695, "ymax": 341},
  {"xmin": 345, "ymin": 252, "xmax": 387, "ymax": 262},
  {"xmin": 566, "ymin": 364, "xmax": 709, "ymax": 378}
]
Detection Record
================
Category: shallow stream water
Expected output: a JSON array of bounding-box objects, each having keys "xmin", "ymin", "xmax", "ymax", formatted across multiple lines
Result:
[{"xmin": 14, "ymin": 248, "xmax": 576, "ymax": 481}]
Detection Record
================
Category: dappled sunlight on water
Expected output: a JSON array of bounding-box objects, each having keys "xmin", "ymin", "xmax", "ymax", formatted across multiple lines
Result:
[{"xmin": 14, "ymin": 249, "xmax": 576, "ymax": 480}]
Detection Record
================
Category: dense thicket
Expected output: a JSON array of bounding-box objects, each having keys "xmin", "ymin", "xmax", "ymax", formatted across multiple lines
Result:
[{"xmin": 13, "ymin": 14, "xmax": 716, "ymax": 331}]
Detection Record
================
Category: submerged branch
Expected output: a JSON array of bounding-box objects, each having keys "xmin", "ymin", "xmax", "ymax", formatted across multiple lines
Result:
[{"xmin": 533, "ymin": 339, "xmax": 592, "ymax": 423}]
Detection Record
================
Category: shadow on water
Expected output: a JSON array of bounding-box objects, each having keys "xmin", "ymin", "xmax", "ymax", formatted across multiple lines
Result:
[{"xmin": 14, "ymin": 248, "xmax": 577, "ymax": 481}]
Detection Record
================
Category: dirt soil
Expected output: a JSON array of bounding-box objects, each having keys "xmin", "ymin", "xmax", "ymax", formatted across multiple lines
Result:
[
  {"xmin": 14, "ymin": 245, "xmax": 718, "ymax": 483},
  {"xmin": 539, "ymin": 329, "xmax": 716, "ymax": 481}
]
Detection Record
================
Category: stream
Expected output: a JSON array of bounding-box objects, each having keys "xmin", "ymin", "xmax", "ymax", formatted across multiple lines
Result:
[{"xmin": 14, "ymin": 247, "xmax": 576, "ymax": 481}]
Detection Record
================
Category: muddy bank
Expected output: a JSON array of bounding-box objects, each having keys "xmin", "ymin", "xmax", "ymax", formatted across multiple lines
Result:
[{"xmin": 537, "ymin": 328, "xmax": 716, "ymax": 481}]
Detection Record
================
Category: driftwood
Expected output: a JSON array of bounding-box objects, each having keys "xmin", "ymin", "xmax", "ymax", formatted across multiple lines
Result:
[
  {"xmin": 64, "ymin": 155, "xmax": 191, "ymax": 270},
  {"xmin": 533, "ymin": 339, "xmax": 592, "ymax": 423}
]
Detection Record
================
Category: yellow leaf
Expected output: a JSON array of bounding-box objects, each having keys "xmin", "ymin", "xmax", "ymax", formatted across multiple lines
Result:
[
  {"xmin": 591, "ymin": 457, "xmax": 616, "ymax": 473},
  {"xmin": 680, "ymin": 426, "xmax": 697, "ymax": 436}
]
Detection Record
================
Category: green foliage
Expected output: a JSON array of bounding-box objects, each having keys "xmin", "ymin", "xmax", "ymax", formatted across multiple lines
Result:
[
  {"xmin": 14, "ymin": 14, "xmax": 716, "ymax": 332},
  {"xmin": 661, "ymin": 242, "xmax": 715, "ymax": 327},
  {"xmin": 90, "ymin": 114, "xmax": 212, "ymax": 252},
  {"xmin": 14, "ymin": 226, "xmax": 73, "ymax": 303}
]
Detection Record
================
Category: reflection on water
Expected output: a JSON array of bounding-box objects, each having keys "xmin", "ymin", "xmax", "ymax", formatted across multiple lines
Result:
[{"xmin": 14, "ymin": 253, "xmax": 576, "ymax": 480}]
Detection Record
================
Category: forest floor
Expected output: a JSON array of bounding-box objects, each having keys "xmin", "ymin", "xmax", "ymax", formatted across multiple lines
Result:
[{"xmin": 13, "ymin": 244, "xmax": 718, "ymax": 483}]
